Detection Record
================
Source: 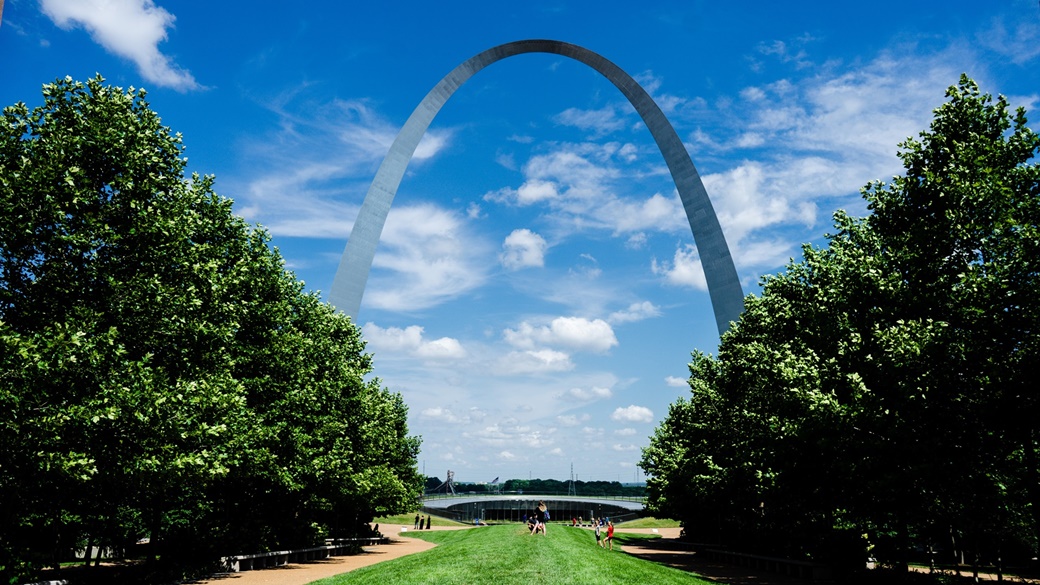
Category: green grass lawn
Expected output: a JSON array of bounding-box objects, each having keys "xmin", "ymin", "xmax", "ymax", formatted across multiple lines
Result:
[
  {"xmin": 373, "ymin": 513, "xmax": 470, "ymax": 528},
  {"xmin": 615, "ymin": 517, "xmax": 682, "ymax": 528},
  {"xmin": 309, "ymin": 524, "xmax": 712, "ymax": 585}
]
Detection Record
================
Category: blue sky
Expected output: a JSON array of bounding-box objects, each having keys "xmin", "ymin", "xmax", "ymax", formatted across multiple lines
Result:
[{"xmin": 3, "ymin": 1, "xmax": 1039, "ymax": 484}]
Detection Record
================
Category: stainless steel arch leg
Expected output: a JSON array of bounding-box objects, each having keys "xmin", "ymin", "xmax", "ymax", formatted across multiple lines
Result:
[{"xmin": 329, "ymin": 39, "xmax": 743, "ymax": 336}]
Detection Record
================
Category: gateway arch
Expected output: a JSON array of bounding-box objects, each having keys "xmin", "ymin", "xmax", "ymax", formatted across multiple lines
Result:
[{"xmin": 329, "ymin": 39, "xmax": 744, "ymax": 336}]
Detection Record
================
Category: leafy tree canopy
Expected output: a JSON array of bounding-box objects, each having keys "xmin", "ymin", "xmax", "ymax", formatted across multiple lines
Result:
[
  {"xmin": 0, "ymin": 76, "xmax": 422, "ymax": 583},
  {"xmin": 641, "ymin": 75, "xmax": 1040, "ymax": 575}
]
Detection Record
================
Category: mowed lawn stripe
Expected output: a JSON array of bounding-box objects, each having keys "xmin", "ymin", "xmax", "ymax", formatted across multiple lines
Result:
[{"xmin": 310, "ymin": 525, "xmax": 712, "ymax": 585}]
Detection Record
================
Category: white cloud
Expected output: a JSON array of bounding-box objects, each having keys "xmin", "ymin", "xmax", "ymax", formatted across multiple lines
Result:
[
  {"xmin": 676, "ymin": 46, "xmax": 979, "ymax": 276},
  {"xmin": 608, "ymin": 301, "xmax": 661, "ymax": 324},
  {"xmin": 421, "ymin": 407, "xmax": 462, "ymax": 423},
  {"xmin": 652, "ymin": 244, "xmax": 707, "ymax": 290},
  {"xmin": 420, "ymin": 406, "xmax": 486, "ymax": 424},
  {"xmin": 364, "ymin": 204, "xmax": 491, "ymax": 311},
  {"xmin": 460, "ymin": 423, "xmax": 557, "ymax": 451},
  {"xmin": 497, "ymin": 349, "xmax": 574, "ymax": 375},
  {"xmin": 236, "ymin": 98, "xmax": 452, "ymax": 238},
  {"xmin": 602, "ymin": 192, "xmax": 685, "ymax": 234},
  {"xmin": 566, "ymin": 386, "xmax": 613, "ymax": 401},
  {"xmin": 557, "ymin": 413, "xmax": 590, "ymax": 426},
  {"xmin": 625, "ymin": 232, "xmax": 648, "ymax": 249},
  {"xmin": 553, "ymin": 104, "xmax": 627, "ymax": 136},
  {"xmin": 615, "ymin": 428, "xmax": 637, "ymax": 436},
  {"xmin": 503, "ymin": 317, "xmax": 618, "ymax": 353},
  {"xmin": 611, "ymin": 405, "xmax": 654, "ymax": 423},
  {"xmin": 483, "ymin": 144, "xmax": 690, "ymax": 236},
  {"xmin": 612, "ymin": 444, "xmax": 640, "ymax": 452},
  {"xmin": 499, "ymin": 229, "xmax": 548, "ymax": 270},
  {"xmin": 978, "ymin": 17, "xmax": 1040, "ymax": 65},
  {"xmin": 665, "ymin": 376, "xmax": 687, "ymax": 388},
  {"xmin": 40, "ymin": 0, "xmax": 199, "ymax": 91},
  {"xmin": 363, "ymin": 323, "xmax": 424, "ymax": 352},
  {"xmin": 757, "ymin": 38, "xmax": 813, "ymax": 69}
]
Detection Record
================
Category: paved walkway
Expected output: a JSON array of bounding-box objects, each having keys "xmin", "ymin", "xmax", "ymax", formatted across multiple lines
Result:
[{"xmin": 188, "ymin": 526, "xmax": 465, "ymax": 585}]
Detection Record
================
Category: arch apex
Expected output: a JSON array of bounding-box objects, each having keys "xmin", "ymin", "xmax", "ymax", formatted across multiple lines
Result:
[{"xmin": 329, "ymin": 39, "xmax": 744, "ymax": 336}]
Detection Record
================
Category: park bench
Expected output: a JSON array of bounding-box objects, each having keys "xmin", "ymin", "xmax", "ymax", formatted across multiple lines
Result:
[
  {"xmin": 705, "ymin": 548, "xmax": 832, "ymax": 581},
  {"xmin": 223, "ymin": 536, "xmax": 389, "ymax": 572}
]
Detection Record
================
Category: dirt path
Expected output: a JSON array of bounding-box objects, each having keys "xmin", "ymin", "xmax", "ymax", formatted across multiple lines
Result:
[{"xmin": 190, "ymin": 526, "xmax": 467, "ymax": 585}]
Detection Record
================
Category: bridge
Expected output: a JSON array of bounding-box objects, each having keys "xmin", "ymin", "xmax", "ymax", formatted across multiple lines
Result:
[{"xmin": 421, "ymin": 493, "xmax": 645, "ymax": 524}]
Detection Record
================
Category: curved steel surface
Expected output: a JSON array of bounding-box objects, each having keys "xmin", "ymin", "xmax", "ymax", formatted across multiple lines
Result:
[{"xmin": 329, "ymin": 39, "xmax": 744, "ymax": 335}]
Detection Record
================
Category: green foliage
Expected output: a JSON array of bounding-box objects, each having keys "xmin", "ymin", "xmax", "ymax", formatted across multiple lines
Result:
[
  {"xmin": 498, "ymin": 478, "xmax": 645, "ymax": 497},
  {"xmin": 641, "ymin": 75, "xmax": 1040, "ymax": 573},
  {"xmin": 0, "ymin": 76, "xmax": 422, "ymax": 583}
]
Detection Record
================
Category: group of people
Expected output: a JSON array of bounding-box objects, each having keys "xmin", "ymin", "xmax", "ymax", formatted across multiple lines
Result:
[
  {"xmin": 527, "ymin": 501, "xmax": 550, "ymax": 535},
  {"xmin": 592, "ymin": 517, "xmax": 615, "ymax": 550},
  {"xmin": 413, "ymin": 513, "xmax": 432, "ymax": 530},
  {"xmin": 523, "ymin": 506, "xmax": 616, "ymax": 548}
]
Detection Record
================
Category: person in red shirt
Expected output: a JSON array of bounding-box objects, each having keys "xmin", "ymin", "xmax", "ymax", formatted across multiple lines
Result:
[{"xmin": 606, "ymin": 521, "xmax": 615, "ymax": 550}]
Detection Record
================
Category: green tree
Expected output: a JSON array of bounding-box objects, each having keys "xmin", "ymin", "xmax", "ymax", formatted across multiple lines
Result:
[
  {"xmin": 0, "ymin": 76, "xmax": 422, "ymax": 583},
  {"xmin": 641, "ymin": 76, "xmax": 1040, "ymax": 573}
]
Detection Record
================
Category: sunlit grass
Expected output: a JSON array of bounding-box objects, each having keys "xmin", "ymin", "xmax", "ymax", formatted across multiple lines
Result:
[
  {"xmin": 372, "ymin": 513, "xmax": 470, "ymax": 528},
  {"xmin": 309, "ymin": 524, "xmax": 711, "ymax": 585},
  {"xmin": 615, "ymin": 517, "xmax": 682, "ymax": 528}
]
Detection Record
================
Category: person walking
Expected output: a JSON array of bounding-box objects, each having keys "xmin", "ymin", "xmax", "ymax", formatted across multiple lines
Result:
[
  {"xmin": 606, "ymin": 521, "xmax": 615, "ymax": 550},
  {"xmin": 426, "ymin": 515, "xmax": 431, "ymax": 530},
  {"xmin": 418, "ymin": 515, "xmax": 424, "ymax": 530},
  {"xmin": 414, "ymin": 514, "xmax": 420, "ymax": 530}
]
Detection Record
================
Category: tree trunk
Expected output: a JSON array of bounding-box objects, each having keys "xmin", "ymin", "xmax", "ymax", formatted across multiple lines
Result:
[
  {"xmin": 147, "ymin": 507, "xmax": 163, "ymax": 563},
  {"xmin": 1025, "ymin": 428, "xmax": 1040, "ymax": 562},
  {"xmin": 83, "ymin": 536, "xmax": 93, "ymax": 568}
]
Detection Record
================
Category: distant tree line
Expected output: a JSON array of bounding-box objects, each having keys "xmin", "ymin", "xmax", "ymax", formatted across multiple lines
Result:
[
  {"xmin": 424, "ymin": 477, "xmax": 645, "ymax": 498},
  {"xmin": 0, "ymin": 76, "xmax": 423, "ymax": 583},
  {"xmin": 641, "ymin": 76, "xmax": 1040, "ymax": 578}
]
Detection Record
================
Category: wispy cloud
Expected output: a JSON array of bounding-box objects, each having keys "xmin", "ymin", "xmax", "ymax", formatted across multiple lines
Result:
[
  {"xmin": 236, "ymin": 96, "xmax": 452, "ymax": 239},
  {"xmin": 365, "ymin": 204, "xmax": 492, "ymax": 312},
  {"xmin": 557, "ymin": 413, "xmax": 591, "ymax": 426},
  {"xmin": 566, "ymin": 386, "xmax": 614, "ymax": 401},
  {"xmin": 553, "ymin": 104, "xmax": 627, "ymax": 136},
  {"xmin": 484, "ymin": 142, "xmax": 686, "ymax": 237},
  {"xmin": 39, "ymin": 0, "xmax": 199, "ymax": 91},
  {"xmin": 496, "ymin": 349, "xmax": 574, "ymax": 375},
  {"xmin": 978, "ymin": 16, "xmax": 1040, "ymax": 65},
  {"xmin": 608, "ymin": 301, "xmax": 662, "ymax": 324}
]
